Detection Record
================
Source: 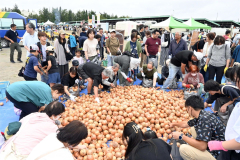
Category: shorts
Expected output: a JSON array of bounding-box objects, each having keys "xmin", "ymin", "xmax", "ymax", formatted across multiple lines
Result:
[
  {"xmin": 47, "ymin": 72, "xmax": 61, "ymax": 84},
  {"xmin": 77, "ymin": 64, "xmax": 89, "ymax": 80}
]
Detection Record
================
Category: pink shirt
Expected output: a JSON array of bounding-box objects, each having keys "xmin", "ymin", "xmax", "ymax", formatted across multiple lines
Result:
[
  {"xmin": 10, "ymin": 113, "xmax": 58, "ymax": 155},
  {"xmin": 183, "ymin": 73, "xmax": 204, "ymax": 88}
]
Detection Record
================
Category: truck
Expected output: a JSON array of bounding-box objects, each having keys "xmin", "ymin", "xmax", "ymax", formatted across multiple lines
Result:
[{"xmin": 0, "ymin": 12, "xmax": 37, "ymax": 47}]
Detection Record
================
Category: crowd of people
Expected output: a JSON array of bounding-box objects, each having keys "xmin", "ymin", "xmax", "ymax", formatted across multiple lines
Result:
[{"xmin": 1, "ymin": 22, "xmax": 240, "ymax": 159}]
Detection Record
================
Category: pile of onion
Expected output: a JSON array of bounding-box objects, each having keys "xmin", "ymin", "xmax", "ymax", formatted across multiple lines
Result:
[{"xmin": 59, "ymin": 85, "xmax": 191, "ymax": 159}]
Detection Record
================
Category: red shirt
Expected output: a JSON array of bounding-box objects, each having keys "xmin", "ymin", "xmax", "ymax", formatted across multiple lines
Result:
[
  {"xmin": 183, "ymin": 73, "xmax": 204, "ymax": 88},
  {"xmin": 145, "ymin": 37, "xmax": 161, "ymax": 55}
]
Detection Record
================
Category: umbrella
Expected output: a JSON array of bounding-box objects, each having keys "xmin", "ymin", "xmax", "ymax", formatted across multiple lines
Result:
[
  {"xmin": 183, "ymin": 18, "xmax": 211, "ymax": 30},
  {"xmin": 150, "ymin": 16, "xmax": 192, "ymax": 29},
  {"xmin": 43, "ymin": 20, "xmax": 55, "ymax": 25}
]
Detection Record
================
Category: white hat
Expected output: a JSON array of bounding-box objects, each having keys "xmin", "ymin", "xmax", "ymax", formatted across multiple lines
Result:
[
  {"xmin": 110, "ymin": 29, "xmax": 116, "ymax": 33},
  {"xmin": 29, "ymin": 44, "xmax": 39, "ymax": 52},
  {"xmin": 46, "ymin": 46, "xmax": 54, "ymax": 51},
  {"xmin": 193, "ymin": 50, "xmax": 203, "ymax": 61}
]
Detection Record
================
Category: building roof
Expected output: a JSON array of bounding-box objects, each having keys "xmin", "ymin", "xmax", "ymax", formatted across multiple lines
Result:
[
  {"xmin": 100, "ymin": 15, "xmax": 183, "ymax": 23},
  {"xmin": 212, "ymin": 20, "xmax": 240, "ymax": 27},
  {"xmin": 181, "ymin": 18, "xmax": 220, "ymax": 27}
]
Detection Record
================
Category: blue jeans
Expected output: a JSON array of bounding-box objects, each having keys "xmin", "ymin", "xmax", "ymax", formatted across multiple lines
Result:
[
  {"xmin": 162, "ymin": 63, "xmax": 182, "ymax": 89},
  {"xmin": 70, "ymin": 47, "xmax": 76, "ymax": 57},
  {"xmin": 107, "ymin": 55, "xmax": 115, "ymax": 67}
]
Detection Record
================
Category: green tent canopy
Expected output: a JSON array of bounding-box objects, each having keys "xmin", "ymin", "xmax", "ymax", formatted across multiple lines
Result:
[
  {"xmin": 151, "ymin": 16, "xmax": 192, "ymax": 29},
  {"xmin": 183, "ymin": 18, "xmax": 211, "ymax": 30}
]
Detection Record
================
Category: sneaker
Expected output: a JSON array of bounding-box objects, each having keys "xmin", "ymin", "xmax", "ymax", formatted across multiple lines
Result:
[
  {"xmin": 17, "ymin": 59, "xmax": 23, "ymax": 63},
  {"xmin": 10, "ymin": 60, "xmax": 15, "ymax": 63}
]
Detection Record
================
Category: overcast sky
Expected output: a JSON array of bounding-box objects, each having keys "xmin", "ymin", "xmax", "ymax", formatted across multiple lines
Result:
[{"xmin": 2, "ymin": 0, "xmax": 240, "ymax": 22}]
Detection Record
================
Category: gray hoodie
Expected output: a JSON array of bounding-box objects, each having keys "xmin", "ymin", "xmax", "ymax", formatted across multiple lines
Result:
[{"xmin": 208, "ymin": 44, "xmax": 230, "ymax": 67}]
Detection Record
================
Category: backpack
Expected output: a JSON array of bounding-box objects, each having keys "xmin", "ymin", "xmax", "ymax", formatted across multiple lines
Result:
[{"xmin": 123, "ymin": 51, "xmax": 134, "ymax": 57}]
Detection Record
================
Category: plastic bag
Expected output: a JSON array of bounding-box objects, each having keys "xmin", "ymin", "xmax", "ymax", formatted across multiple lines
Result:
[
  {"xmin": 171, "ymin": 139, "xmax": 183, "ymax": 160},
  {"xmin": 142, "ymin": 78, "xmax": 153, "ymax": 88}
]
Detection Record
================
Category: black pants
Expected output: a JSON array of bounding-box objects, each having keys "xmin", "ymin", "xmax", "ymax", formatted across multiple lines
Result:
[
  {"xmin": 23, "ymin": 74, "xmax": 37, "ymax": 81},
  {"xmin": 6, "ymin": 91, "xmax": 39, "ymax": 120},
  {"xmin": 217, "ymin": 150, "xmax": 240, "ymax": 160},
  {"xmin": 100, "ymin": 47, "xmax": 104, "ymax": 59},
  {"xmin": 208, "ymin": 65, "xmax": 225, "ymax": 84}
]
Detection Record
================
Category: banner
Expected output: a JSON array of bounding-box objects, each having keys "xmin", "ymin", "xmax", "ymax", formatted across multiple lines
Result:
[
  {"xmin": 97, "ymin": 14, "xmax": 100, "ymax": 24},
  {"xmin": 88, "ymin": 19, "xmax": 92, "ymax": 25},
  {"xmin": 92, "ymin": 15, "xmax": 95, "ymax": 27}
]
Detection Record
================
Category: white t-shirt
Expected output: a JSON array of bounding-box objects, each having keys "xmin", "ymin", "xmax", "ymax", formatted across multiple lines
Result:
[
  {"xmin": 26, "ymin": 133, "xmax": 74, "ymax": 160},
  {"xmin": 73, "ymin": 56, "xmax": 84, "ymax": 65},
  {"xmin": 42, "ymin": 44, "xmax": 47, "ymax": 61},
  {"xmin": 83, "ymin": 39, "xmax": 98, "ymax": 58},
  {"xmin": 225, "ymin": 102, "xmax": 240, "ymax": 153},
  {"xmin": 23, "ymin": 31, "xmax": 39, "ymax": 57}
]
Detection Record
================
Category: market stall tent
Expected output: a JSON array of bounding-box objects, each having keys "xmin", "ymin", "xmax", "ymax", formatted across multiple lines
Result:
[
  {"xmin": 44, "ymin": 20, "xmax": 55, "ymax": 25},
  {"xmin": 150, "ymin": 16, "xmax": 192, "ymax": 29},
  {"xmin": 183, "ymin": 18, "xmax": 211, "ymax": 30}
]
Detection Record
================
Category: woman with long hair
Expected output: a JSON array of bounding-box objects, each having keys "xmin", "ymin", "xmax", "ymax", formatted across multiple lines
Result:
[
  {"xmin": 54, "ymin": 30, "xmax": 70, "ymax": 78},
  {"xmin": 122, "ymin": 122, "xmax": 172, "ymax": 160}
]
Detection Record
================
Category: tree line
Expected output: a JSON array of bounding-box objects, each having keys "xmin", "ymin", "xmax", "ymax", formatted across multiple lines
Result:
[{"xmin": 1, "ymin": 4, "xmax": 131, "ymax": 24}]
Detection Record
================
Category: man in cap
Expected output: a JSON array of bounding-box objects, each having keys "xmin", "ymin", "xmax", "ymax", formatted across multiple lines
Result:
[
  {"xmin": 160, "ymin": 27, "xmax": 174, "ymax": 67},
  {"xmin": 162, "ymin": 50, "xmax": 203, "ymax": 89}
]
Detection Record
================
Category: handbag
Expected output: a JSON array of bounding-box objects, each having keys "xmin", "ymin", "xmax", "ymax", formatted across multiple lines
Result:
[
  {"xmin": 184, "ymin": 88, "xmax": 198, "ymax": 99},
  {"xmin": 64, "ymin": 51, "xmax": 73, "ymax": 61},
  {"xmin": 142, "ymin": 78, "xmax": 153, "ymax": 88},
  {"xmin": 18, "ymin": 67, "xmax": 25, "ymax": 77}
]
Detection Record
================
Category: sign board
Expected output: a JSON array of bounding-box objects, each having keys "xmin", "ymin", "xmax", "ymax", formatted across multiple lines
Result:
[
  {"xmin": 92, "ymin": 15, "xmax": 95, "ymax": 27},
  {"xmin": 97, "ymin": 14, "xmax": 100, "ymax": 24}
]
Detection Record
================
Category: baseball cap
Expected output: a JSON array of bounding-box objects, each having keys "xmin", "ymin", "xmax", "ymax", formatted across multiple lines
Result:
[
  {"xmin": 193, "ymin": 50, "xmax": 203, "ymax": 61},
  {"xmin": 59, "ymin": 30, "xmax": 66, "ymax": 35},
  {"xmin": 46, "ymin": 46, "xmax": 54, "ymax": 52},
  {"xmin": 72, "ymin": 60, "xmax": 79, "ymax": 66},
  {"xmin": 110, "ymin": 29, "xmax": 116, "ymax": 33},
  {"xmin": 29, "ymin": 44, "xmax": 39, "ymax": 52}
]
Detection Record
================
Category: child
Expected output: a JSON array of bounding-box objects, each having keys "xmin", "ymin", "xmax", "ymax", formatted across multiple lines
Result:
[
  {"xmin": 73, "ymin": 49, "xmax": 84, "ymax": 65},
  {"xmin": 224, "ymin": 67, "xmax": 235, "ymax": 85},
  {"xmin": 44, "ymin": 46, "xmax": 61, "ymax": 87},
  {"xmin": 23, "ymin": 45, "xmax": 43, "ymax": 81},
  {"xmin": 144, "ymin": 127, "xmax": 158, "ymax": 140},
  {"xmin": 37, "ymin": 32, "xmax": 51, "ymax": 83}
]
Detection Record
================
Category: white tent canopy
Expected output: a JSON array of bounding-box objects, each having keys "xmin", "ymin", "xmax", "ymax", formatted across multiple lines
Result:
[
  {"xmin": 44, "ymin": 20, "xmax": 55, "ymax": 25},
  {"xmin": 58, "ymin": 22, "xmax": 63, "ymax": 25},
  {"xmin": 151, "ymin": 17, "xmax": 171, "ymax": 28}
]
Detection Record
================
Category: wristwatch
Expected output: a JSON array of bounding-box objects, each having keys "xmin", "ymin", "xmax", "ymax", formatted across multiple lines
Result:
[{"xmin": 179, "ymin": 133, "xmax": 184, "ymax": 140}]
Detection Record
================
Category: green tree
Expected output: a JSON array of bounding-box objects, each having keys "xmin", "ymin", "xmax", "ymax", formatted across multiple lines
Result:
[{"xmin": 11, "ymin": 4, "xmax": 21, "ymax": 14}]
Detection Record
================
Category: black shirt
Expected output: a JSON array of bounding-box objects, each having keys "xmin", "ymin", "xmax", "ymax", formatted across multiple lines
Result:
[
  {"xmin": 206, "ymin": 85, "xmax": 240, "ymax": 104},
  {"xmin": 171, "ymin": 50, "xmax": 193, "ymax": 67},
  {"xmin": 5, "ymin": 29, "xmax": 19, "ymax": 42},
  {"xmin": 128, "ymin": 139, "xmax": 172, "ymax": 160},
  {"xmin": 192, "ymin": 40, "xmax": 205, "ymax": 51},
  {"xmin": 47, "ymin": 55, "xmax": 59, "ymax": 74},
  {"xmin": 61, "ymin": 73, "xmax": 78, "ymax": 87},
  {"xmin": 188, "ymin": 110, "xmax": 225, "ymax": 158},
  {"xmin": 140, "ymin": 31, "xmax": 145, "ymax": 40},
  {"xmin": 82, "ymin": 62, "xmax": 104, "ymax": 87}
]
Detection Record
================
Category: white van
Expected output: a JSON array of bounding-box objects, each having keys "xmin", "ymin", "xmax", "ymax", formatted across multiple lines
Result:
[{"xmin": 116, "ymin": 21, "xmax": 137, "ymax": 37}]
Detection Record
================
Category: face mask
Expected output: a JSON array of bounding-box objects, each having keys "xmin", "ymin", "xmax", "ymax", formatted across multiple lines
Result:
[
  {"xmin": 191, "ymin": 73, "xmax": 197, "ymax": 76},
  {"xmin": 147, "ymin": 68, "xmax": 152, "ymax": 71},
  {"xmin": 216, "ymin": 44, "xmax": 224, "ymax": 49}
]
